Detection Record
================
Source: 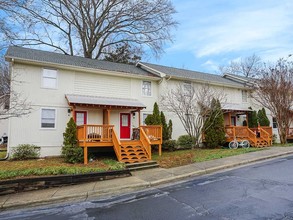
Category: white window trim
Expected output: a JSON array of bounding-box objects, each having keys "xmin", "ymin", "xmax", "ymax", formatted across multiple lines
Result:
[
  {"xmin": 40, "ymin": 107, "xmax": 57, "ymax": 129},
  {"xmin": 41, "ymin": 68, "xmax": 58, "ymax": 89},
  {"xmin": 141, "ymin": 80, "xmax": 152, "ymax": 97}
]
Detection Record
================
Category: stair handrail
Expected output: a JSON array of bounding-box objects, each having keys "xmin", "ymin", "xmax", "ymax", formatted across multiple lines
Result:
[
  {"xmin": 247, "ymin": 127, "xmax": 257, "ymax": 146},
  {"xmin": 259, "ymin": 127, "xmax": 271, "ymax": 146},
  {"xmin": 111, "ymin": 128, "xmax": 122, "ymax": 161},
  {"xmin": 139, "ymin": 127, "xmax": 152, "ymax": 160}
]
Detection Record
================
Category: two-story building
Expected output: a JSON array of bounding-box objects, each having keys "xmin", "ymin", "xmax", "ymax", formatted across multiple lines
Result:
[{"xmin": 2, "ymin": 46, "xmax": 275, "ymax": 163}]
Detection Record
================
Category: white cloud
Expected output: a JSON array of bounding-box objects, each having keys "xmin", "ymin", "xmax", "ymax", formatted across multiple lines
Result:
[{"xmin": 168, "ymin": 0, "xmax": 293, "ymax": 62}]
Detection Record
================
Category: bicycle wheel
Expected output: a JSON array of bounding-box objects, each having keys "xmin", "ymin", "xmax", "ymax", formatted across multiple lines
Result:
[
  {"xmin": 240, "ymin": 140, "xmax": 250, "ymax": 149},
  {"xmin": 229, "ymin": 140, "xmax": 238, "ymax": 149}
]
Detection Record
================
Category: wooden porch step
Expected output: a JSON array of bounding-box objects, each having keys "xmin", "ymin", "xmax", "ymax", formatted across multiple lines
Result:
[
  {"xmin": 120, "ymin": 140, "xmax": 149, "ymax": 163},
  {"xmin": 125, "ymin": 161, "xmax": 159, "ymax": 171}
]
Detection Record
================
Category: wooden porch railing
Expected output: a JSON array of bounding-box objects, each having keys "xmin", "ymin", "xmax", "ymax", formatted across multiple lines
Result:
[
  {"xmin": 287, "ymin": 128, "xmax": 293, "ymax": 139},
  {"xmin": 77, "ymin": 124, "xmax": 114, "ymax": 143},
  {"xmin": 139, "ymin": 128, "xmax": 152, "ymax": 160},
  {"xmin": 140, "ymin": 125, "xmax": 162, "ymax": 143},
  {"xmin": 259, "ymin": 127, "xmax": 271, "ymax": 145},
  {"xmin": 112, "ymin": 128, "xmax": 122, "ymax": 161},
  {"xmin": 140, "ymin": 125, "xmax": 163, "ymax": 156},
  {"xmin": 225, "ymin": 126, "xmax": 273, "ymax": 146}
]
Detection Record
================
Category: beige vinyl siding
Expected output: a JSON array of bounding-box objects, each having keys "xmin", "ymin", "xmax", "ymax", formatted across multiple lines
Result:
[{"xmin": 74, "ymin": 72, "xmax": 131, "ymax": 98}]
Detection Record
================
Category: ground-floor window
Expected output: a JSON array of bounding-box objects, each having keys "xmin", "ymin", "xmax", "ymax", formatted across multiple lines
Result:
[{"xmin": 41, "ymin": 108, "xmax": 56, "ymax": 128}]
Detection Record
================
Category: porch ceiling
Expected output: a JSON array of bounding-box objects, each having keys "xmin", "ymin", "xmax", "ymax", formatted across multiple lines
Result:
[
  {"xmin": 222, "ymin": 103, "xmax": 252, "ymax": 113},
  {"xmin": 65, "ymin": 94, "xmax": 146, "ymax": 110}
]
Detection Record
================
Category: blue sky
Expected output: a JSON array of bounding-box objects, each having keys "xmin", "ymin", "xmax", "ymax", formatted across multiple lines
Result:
[{"xmin": 148, "ymin": 0, "xmax": 293, "ymax": 74}]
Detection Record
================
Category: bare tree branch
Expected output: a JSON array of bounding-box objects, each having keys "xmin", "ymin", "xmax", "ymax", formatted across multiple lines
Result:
[
  {"xmin": 252, "ymin": 58, "xmax": 293, "ymax": 144},
  {"xmin": 219, "ymin": 54, "xmax": 263, "ymax": 78},
  {"xmin": 161, "ymin": 83, "xmax": 226, "ymax": 147},
  {"xmin": 1, "ymin": 0, "xmax": 177, "ymax": 59}
]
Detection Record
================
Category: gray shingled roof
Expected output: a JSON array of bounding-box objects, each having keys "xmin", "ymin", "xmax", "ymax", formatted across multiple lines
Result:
[
  {"xmin": 5, "ymin": 46, "xmax": 158, "ymax": 78},
  {"xmin": 66, "ymin": 94, "xmax": 146, "ymax": 108},
  {"xmin": 140, "ymin": 62, "xmax": 246, "ymax": 88}
]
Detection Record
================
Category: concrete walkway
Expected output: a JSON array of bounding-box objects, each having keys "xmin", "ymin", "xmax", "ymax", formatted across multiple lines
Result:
[{"xmin": 1, "ymin": 146, "xmax": 293, "ymax": 210}]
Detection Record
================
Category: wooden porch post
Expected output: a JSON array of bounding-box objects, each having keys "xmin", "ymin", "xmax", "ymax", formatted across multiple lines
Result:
[
  {"xmin": 84, "ymin": 147, "xmax": 88, "ymax": 165},
  {"xmin": 138, "ymin": 109, "xmax": 141, "ymax": 126},
  {"xmin": 246, "ymin": 112, "xmax": 249, "ymax": 127},
  {"xmin": 228, "ymin": 112, "xmax": 232, "ymax": 126},
  {"xmin": 103, "ymin": 109, "xmax": 110, "ymax": 125}
]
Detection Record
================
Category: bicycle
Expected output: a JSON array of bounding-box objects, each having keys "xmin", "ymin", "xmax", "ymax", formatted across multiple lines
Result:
[{"xmin": 228, "ymin": 138, "xmax": 250, "ymax": 149}]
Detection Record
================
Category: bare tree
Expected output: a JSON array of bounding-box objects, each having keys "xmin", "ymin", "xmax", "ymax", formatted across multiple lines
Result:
[
  {"xmin": 252, "ymin": 58, "xmax": 293, "ymax": 144},
  {"xmin": 1, "ymin": 0, "xmax": 177, "ymax": 59},
  {"xmin": 0, "ymin": 60, "xmax": 31, "ymax": 120},
  {"xmin": 161, "ymin": 84, "xmax": 226, "ymax": 147},
  {"xmin": 219, "ymin": 54, "xmax": 262, "ymax": 78}
]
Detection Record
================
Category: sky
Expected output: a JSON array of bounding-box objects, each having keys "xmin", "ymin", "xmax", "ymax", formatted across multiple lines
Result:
[{"xmin": 148, "ymin": 0, "xmax": 293, "ymax": 74}]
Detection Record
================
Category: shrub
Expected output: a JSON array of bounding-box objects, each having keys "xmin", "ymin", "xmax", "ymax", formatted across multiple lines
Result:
[
  {"xmin": 11, "ymin": 144, "xmax": 40, "ymax": 160},
  {"xmin": 177, "ymin": 135, "xmax": 194, "ymax": 149},
  {"xmin": 162, "ymin": 140, "xmax": 177, "ymax": 151},
  {"xmin": 61, "ymin": 117, "xmax": 83, "ymax": 163},
  {"xmin": 62, "ymin": 145, "xmax": 84, "ymax": 163}
]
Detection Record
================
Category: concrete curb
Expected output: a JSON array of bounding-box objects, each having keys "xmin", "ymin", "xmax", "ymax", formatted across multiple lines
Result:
[{"xmin": 1, "ymin": 149, "xmax": 293, "ymax": 211}]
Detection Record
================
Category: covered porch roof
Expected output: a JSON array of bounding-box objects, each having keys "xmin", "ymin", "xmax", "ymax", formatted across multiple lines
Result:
[
  {"xmin": 222, "ymin": 103, "xmax": 252, "ymax": 113},
  {"xmin": 65, "ymin": 94, "xmax": 146, "ymax": 110}
]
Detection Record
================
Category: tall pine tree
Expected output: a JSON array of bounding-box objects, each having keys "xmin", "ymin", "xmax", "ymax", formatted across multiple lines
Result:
[
  {"xmin": 258, "ymin": 108, "xmax": 270, "ymax": 126},
  {"xmin": 204, "ymin": 99, "xmax": 226, "ymax": 148}
]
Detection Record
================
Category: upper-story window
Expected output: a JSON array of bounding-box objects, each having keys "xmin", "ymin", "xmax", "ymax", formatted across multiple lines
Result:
[
  {"xmin": 42, "ymin": 68, "xmax": 57, "ymax": 89},
  {"xmin": 142, "ymin": 81, "xmax": 151, "ymax": 96},
  {"xmin": 183, "ymin": 81, "xmax": 192, "ymax": 96},
  {"xmin": 41, "ymin": 108, "xmax": 56, "ymax": 128},
  {"xmin": 242, "ymin": 90, "xmax": 248, "ymax": 102}
]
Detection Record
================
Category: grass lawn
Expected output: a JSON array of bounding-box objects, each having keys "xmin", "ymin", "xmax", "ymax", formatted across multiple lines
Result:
[
  {"xmin": 0, "ymin": 157, "xmax": 125, "ymax": 180},
  {"xmin": 0, "ymin": 151, "xmax": 7, "ymax": 158},
  {"xmin": 153, "ymin": 148, "xmax": 265, "ymax": 168}
]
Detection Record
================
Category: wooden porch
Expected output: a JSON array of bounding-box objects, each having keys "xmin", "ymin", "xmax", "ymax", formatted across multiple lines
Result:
[
  {"xmin": 287, "ymin": 128, "xmax": 293, "ymax": 140},
  {"xmin": 77, "ymin": 124, "xmax": 162, "ymax": 164},
  {"xmin": 225, "ymin": 126, "xmax": 273, "ymax": 147}
]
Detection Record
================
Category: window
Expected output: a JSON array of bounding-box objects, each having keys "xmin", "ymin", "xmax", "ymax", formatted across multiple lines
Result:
[
  {"xmin": 273, "ymin": 117, "xmax": 278, "ymax": 128},
  {"xmin": 41, "ymin": 108, "xmax": 56, "ymax": 128},
  {"xmin": 183, "ymin": 81, "xmax": 192, "ymax": 96},
  {"xmin": 42, "ymin": 69, "xmax": 57, "ymax": 89},
  {"xmin": 242, "ymin": 90, "xmax": 248, "ymax": 102},
  {"xmin": 142, "ymin": 81, "xmax": 151, "ymax": 96}
]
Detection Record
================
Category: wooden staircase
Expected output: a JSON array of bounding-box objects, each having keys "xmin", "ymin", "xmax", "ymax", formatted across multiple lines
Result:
[
  {"xmin": 253, "ymin": 138, "xmax": 269, "ymax": 148},
  {"xmin": 120, "ymin": 140, "xmax": 149, "ymax": 163}
]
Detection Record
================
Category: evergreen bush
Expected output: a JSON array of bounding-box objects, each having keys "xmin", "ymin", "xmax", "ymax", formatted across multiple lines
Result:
[
  {"xmin": 203, "ymin": 99, "xmax": 226, "ymax": 148},
  {"xmin": 145, "ymin": 102, "xmax": 172, "ymax": 140},
  {"xmin": 61, "ymin": 117, "xmax": 84, "ymax": 163},
  {"xmin": 177, "ymin": 135, "xmax": 194, "ymax": 149},
  {"xmin": 258, "ymin": 108, "xmax": 270, "ymax": 126},
  {"xmin": 162, "ymin": 140, "xmax": 177, "ymax": 151},
  {"xmin": 248, "ymin": 110, "xmax": 258, "ymax": 128}
]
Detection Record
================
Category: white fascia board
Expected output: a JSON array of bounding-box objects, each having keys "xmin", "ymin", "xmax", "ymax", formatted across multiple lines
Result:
[
  {"xmin": 136, "ymin": 62, "xmax": 166, "ymax": 78},
  {"xmin": 6, "ymin": 57, "xmax": 161, "ymax": 81},
  {"xmin": 170, "ymin": 75, "xmax": 252, "ymax": 90}
]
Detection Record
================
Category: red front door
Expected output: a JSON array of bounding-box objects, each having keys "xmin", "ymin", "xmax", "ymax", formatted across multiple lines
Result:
[
  {"xmin": 120, "ymin": 113, "xmax": 131, "ymax": 139},
  {"xmin": 75, "ymin": 111, "xmax": 87, "ymax": 125}
]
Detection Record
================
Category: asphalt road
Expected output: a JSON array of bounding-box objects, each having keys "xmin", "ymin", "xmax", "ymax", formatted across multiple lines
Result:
[{"xmin": 1, "ymin": 155, "xmax": 293, "ymax": 220}]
